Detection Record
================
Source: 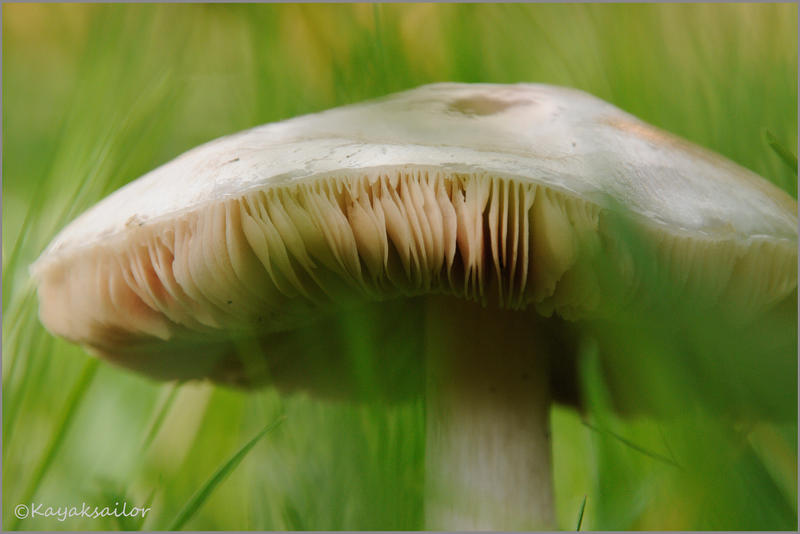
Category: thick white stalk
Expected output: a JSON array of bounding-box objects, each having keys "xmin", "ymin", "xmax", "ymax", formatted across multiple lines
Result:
[{"xmin": 424, "ymin": 296, "xmax": 555, "ymax": 530}]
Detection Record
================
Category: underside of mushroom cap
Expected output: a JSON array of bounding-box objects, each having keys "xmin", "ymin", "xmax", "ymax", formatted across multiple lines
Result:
[{"xmin": 32, "ymin": 83, "xmax": 798, "ymax": 393}]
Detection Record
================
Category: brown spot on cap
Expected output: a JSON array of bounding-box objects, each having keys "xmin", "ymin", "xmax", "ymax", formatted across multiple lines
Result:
[{"xmin": 448, "ymin": 95, "xmax": 533, "ymax": 116}]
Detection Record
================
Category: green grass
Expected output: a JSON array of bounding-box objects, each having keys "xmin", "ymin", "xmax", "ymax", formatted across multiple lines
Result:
[
  {"xmin": 3, "ymin": 4, "xmax": 797, "ymax": 530},
  {"xmin": 575, "ymin": 495, "xmax": 587, "ymax": 531},
  {"xmin": 168, "ymin": 415, "xmax": 285, "ymax": 531},
  {"xmin": 9, "ymin": 359, "xmax": 99, "ymax": 530}
]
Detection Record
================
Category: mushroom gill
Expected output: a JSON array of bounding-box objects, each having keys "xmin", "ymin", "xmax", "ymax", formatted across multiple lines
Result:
[{"xmin": 34, "ymin": 168, "xmax": 795, "ymax": 388}]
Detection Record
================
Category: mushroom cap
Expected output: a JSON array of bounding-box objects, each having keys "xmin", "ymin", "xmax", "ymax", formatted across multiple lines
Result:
[{"xmin": 32, "ymin": 83, "xmax": 798, "ymax": 393}]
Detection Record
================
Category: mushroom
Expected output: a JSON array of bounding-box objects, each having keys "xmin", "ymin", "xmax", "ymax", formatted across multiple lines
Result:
[{"xmin": 31, "ymin": 83, "xmax": 798, "ymax": 529}]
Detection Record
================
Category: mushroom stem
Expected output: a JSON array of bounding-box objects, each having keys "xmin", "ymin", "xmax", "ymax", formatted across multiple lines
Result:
[{"xmin": 424, "ymin": 295, "xmax": 555, "ymax": 530}]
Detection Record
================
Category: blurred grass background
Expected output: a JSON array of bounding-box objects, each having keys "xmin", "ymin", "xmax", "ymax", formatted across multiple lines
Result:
[{"xmin": 2, "ymin": 3, "xmax": 797, "ymax": 530}]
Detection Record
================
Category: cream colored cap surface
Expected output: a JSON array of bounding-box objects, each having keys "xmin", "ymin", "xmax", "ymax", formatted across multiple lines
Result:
[{"xmin": 35, "ymin": 83, "xmax": 795, "ymax": 260}]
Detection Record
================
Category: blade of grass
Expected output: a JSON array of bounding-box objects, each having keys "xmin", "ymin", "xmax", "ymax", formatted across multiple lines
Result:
[
  {"xmin": 138, "ymin": 383, "xmax": 181, "ymax": 456},
  {"xmin": 168, "ymin": 415, "xmax": 286, "ymax": 530},
  {"xmin": 582, "ymin": 420, "xmax": 683, "ymax": 469},
  {"xmin": 2, "ymin": 290, "xmax": 38, "ymax": 397},
  {"xmin": 765, "ymin": 130, "xmax": 798, "ymax": 175},
  {"xmin": 1, "ymin": 103, "xmax": 72, "ymax": 304},
  {"xmin": 576, "ymin": 495, "xmax": 587, "ymax": 530},
  {"xmin": 2, "ymin": 288, "xmax": 38, "ymax": 384},
  {"xmin": 657, "ymin": 423, "xmax": 680, "ymax": 468},
  {"xmin": 136, "ymin": 483, "xmax": 160, "ymax": 531},
  {"xmin": 11, "ymin": 358, "xmax": 99, "ymax": 529},
  {"xmin": 2, "ymin": 332, "xmax": 54, "ymax": 452},
  {"xmin": 122, "ymin": 382, "xmax": 181, "ymax": 493}
]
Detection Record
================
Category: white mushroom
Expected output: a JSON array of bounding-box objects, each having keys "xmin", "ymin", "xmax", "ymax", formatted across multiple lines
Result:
[{"xmin": 32, "ymin": 83, "xmax": 798, "ymax": 529}]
